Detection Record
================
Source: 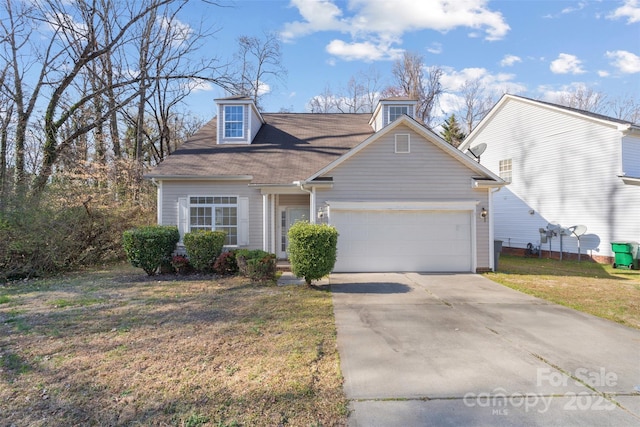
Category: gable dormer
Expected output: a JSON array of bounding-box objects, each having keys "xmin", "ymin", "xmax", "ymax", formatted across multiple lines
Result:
[
  {"xmin": 369, "ymin": 97, "xmax": 419, "ymax": 131},
  {"xmin": 215, "ymin": 96, "xmax": 265, "ymax": 144}
]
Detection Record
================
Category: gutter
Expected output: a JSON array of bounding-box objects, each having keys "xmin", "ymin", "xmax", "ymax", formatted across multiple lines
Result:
[{"xmin": 143, "ymin": 175, "xmax": 253, "ymax": 181}]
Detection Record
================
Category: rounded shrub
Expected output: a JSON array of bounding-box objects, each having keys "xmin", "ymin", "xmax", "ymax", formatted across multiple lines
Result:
[
  {"xmin": 122, "ymin": 225, "xmax": 180, "ymax": 275},
  {"xmin": 287, "ymin": 222, "xmax": 338, "ymax": 285},
  {"xmin": 183, "ymin": 230, "xmax": 226, "ymax": 272}
]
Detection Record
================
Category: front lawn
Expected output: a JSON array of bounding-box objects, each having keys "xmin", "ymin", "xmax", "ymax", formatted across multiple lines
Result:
[
  {"xmin": 485, "ymin": 255, "xmax": 640, "ymax": 329},
  {"xmin": 0, "ymin": 265, "xmax": 347, "ymax": 426}
]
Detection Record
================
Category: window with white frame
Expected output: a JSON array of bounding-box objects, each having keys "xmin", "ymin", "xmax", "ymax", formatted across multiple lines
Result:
[
  {"xmin": 189, "ymin": 196, "xmax": 238, "ymax": 245},
  {"xmin": 224, "ymin": 105, "xmax": 244, "ymax": 138},
  {"xmin": 388, "ymin": 106, "xmax": 409, "ymax": 122},
  {"xmin": 499, "ymin": 159, "xmax": 512, "ymax": 183}
]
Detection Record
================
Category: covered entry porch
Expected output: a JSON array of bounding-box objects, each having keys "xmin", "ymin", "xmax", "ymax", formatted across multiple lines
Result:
[{"xmin": 256, "ymin": 181, "xmax": 328, "ymax": 259}]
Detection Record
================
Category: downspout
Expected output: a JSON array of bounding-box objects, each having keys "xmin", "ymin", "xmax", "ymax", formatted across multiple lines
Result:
[
  {"xmin": 151, "ymin": 178, "xmax": 161, "ymax": 225},
  {"xmin": 294, "ymin": 180, "xmax": 316, "ymax": 224}
]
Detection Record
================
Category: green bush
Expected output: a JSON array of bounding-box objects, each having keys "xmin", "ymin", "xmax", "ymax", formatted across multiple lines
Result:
[
  {"xmin": 288, "ymin": 222, "xmax": 338, "ymax": 285},
  {"xmin": 183, "ymin": 230, "xmax": 226, "ymax": 272},
  {"xmin": 122, "ymin": 226, "xmax": 180, "ymax": 275},
  {"xmin": 236, "ymin": 249, "xmax": 277, "ymax": 282}
]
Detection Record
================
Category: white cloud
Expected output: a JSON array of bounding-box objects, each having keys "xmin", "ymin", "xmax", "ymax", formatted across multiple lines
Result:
[
  {"xmin": 185, "ymin": 78, "xmax": 214, "ymax": 93},
  {"xmin": 606, "ymin": 50, "xmax": 640, "ymax": 73},
  {"xmin": 598, "ymin": 70, "xmax": 610, "ymax": 77},
  {"xmin": 561, "ymin": 1, "xmax": 587, "ymax": 15},
  {"xmin": 427, "ymin": 42, "xmax": 443, "ymax": 54},
  {"xmin": 325, "ymin": 39, "xmax": 404, "ymax": 62},
  {"xmin": 283, "ymin": 0, "xmax": 510, "ymax": 62},
  {"xmin": 607, "ymin": 0, "xmax": 640, "ymax": 23},
  {"xmin": 281, "ymin": 0, "xmax": 347, "ymax": 41},
  {"xmin": 158, "ymin": 17, "xmax": 193, "ymax": 47},
  {"xmin": 500, "ymin": 54, "xmax": 522, "ymax": 67},
  {"xmin": 550, "ymin": 53, "xmax": 586, "ymax": 74}
]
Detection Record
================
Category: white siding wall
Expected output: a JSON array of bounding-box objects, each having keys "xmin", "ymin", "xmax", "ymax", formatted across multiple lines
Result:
[
  {"xmin": 317, "ymin": 124, "xmax": 491, "ymax": 269},
  {"xmin": 470, "ymin": 99, "xmax": 640, "ymax": 258},
  {"xmin": 159, "ymin": 180, "xmax": 263, "ymax": 249},
  {"xmin": 249, "ymin": 104, "xmax": 262, "ymax": 142}
]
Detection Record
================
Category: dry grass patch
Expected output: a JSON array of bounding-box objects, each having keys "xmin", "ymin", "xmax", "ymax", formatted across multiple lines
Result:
[
  {"xmin": 0, "ymin": 264, "xmax": 347, "ymax": 426},
  {"xmin": 485, "ymin": 255, "xmax": 640, "ymax": 329}
]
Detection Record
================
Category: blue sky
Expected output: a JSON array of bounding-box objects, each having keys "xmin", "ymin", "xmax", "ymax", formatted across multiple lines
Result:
[{"xmin": 183, "ymin": 0, "xmax": 640, "ymax": 122}]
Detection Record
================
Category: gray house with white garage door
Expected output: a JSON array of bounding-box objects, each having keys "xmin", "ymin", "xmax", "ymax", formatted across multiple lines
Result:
[{"xmin": 145, "ymin": 96, "xmax": 506, "ymax": 272}]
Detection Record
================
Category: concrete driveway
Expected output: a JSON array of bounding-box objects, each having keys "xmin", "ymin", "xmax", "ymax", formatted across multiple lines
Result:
[{"xmin": 330, "ymin": 273, "xmax": 640, "ymax": 426}]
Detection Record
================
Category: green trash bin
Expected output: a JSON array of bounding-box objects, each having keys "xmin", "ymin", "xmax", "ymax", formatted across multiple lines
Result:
[{"xmin": 611, "ymin": 241, "xmax": 638, "ymax": 269}]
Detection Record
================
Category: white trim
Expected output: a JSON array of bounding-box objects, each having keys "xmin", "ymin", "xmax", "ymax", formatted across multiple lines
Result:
[
  {"xmin": 326, "ymin": 200, "xmax": 480, "ymax": 211},
  {"xmin": 621, "ymin": 176, "xmax": 640, "ymax": 186},
  {"xmin": 271, "ymin": 194, "xmax": 276, "ymax": 253},
  {"xmin": 223, "ymin": 105, "xmax": 245, "ymax": 139},
  {"xmin": 156, "ymin": 180, "xmax": 162, "ymax": 224},
  {"xmin": 262, "ymin": 194, "xmax": 268, "ymax": 251}
]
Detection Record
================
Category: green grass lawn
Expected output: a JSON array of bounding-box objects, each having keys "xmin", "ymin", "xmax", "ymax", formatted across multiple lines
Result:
[
  {"xmin": 0, "ymin": 264, "xmax": 347, "ymax": 426},
  {"xmin": 485, "ymin": 254, "xmax": 640, "ymax": 329}
]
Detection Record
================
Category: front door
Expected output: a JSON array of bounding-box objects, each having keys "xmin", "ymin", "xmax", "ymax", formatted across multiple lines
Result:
[{"xmin": 278, "ymin": 207, "xmax": 308, "ymax": 258}]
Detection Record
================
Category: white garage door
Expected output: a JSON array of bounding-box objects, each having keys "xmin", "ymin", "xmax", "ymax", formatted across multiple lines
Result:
[{"xmin": 331, "ymin": 209, "xmax": 473, "ymax": 272}]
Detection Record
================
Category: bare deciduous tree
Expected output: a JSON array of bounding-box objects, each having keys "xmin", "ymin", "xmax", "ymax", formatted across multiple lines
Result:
[
  {"xmin": 554, "ymin": 86, "xmax": 606, "ymax": 113},
  {"xmin": 460, "ymin": 78, "xmax": 495, "ymax": 134},
  {"xmin": 232, "ymin": 31, "xmax": 286, "ymax": 110},
  {"xmin": 388, "ymin": 51, "xmax": 443, "ymax": 127}
]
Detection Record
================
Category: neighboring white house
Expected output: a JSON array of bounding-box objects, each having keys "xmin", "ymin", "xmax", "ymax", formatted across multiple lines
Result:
[
  {"xmin": 145, "ymin": 96, "xmax": 505, "ymax": 273},
  {"xmin": 460, "ymin": 94, "xmax": 640, "ymax": 263}
]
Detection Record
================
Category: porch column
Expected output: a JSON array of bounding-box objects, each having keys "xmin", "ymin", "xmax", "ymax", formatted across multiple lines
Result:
[
  {"xmin": 271, "ymin": 194, "xmax": 277, "ymax": 253},
  {"xmin": 310, "ymin": 186, "xmax": 316, "ymax": 224},
  {"xmin": 262, "ymin": 194, "xmax": 268, "ymax": 251}
]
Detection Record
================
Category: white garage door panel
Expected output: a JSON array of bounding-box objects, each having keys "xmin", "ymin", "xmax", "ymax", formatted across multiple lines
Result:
[{"xmin": 331, "ymin": 210, "xmax": 472, "ymax": 272}]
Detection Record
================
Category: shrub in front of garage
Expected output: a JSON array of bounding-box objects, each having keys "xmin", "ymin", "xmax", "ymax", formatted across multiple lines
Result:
[{"xmin": 288, "ymin": 222, "xmax": 338, "ymax": 285}]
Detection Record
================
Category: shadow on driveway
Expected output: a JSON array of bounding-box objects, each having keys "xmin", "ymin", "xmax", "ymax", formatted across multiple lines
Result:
[{"xmin": 331, "ymin": 282, "xmax": 411, "ymax": 294}]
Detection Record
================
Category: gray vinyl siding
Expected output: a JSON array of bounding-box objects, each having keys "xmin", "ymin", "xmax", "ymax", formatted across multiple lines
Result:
[
  {"xmin": 159, "ymin": 180, "xmax": 263, "ymax": 249},
  {"xmin": 622, "ymin": 134, "xmax": 640, "ymax": 177},
  {"xmin": 468, "ymin": 98, "xmax": 640, "ymax": 258},
  {"xmin": 317, "ymin": 123, "xmax": 491, "ymax": 269}
]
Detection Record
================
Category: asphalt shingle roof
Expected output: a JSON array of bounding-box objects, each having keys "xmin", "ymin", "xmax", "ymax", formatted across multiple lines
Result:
[{"xmin": 148, "ymin": 113, "xmax": 375, "ymax": 184}]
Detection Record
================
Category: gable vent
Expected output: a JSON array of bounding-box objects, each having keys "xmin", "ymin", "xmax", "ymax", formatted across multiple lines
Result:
[{"xmin": 395, "ymin": 134, "xmax": 410, "ymax": 153}]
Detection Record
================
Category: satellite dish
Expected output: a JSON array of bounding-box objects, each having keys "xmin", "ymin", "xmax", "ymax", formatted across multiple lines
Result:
[
  {"xmin": 570, "ymin": 225, "xmax": 587, "ymax": 237},
  {"xmin": 467, "ymin": 143, "xmax": 487, "ymax": 160},
  {"xmin": 569, "ymin": 225, "xmax": 588, "ymax": 262}
]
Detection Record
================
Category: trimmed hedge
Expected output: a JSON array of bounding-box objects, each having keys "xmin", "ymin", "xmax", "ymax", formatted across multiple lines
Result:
[
  {"xmin": 123, "ymin": 226, "xmax": 180, "ymax": 275},
  {"xmin": 183, "ymin": 230, "xmax": 226, "ymax": 272},
  {"xmin": 288, "ymin": 222, "xmax": 338, "ymax": 285}
]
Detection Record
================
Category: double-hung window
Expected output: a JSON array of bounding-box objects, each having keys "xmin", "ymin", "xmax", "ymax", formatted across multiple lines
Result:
[
  {"xmin": 224, "ymin": 105, "xmax": 244, "ymax": 138},
  {"xmin": 499, "ymin": 159, "xmax": 512, "ymax": 183},
  {"xmin": 388, "ymin": 106, "xmax": 409, "ymax": 122},
  {"xmin": 189, "ymin": 196, "xmax": 238, "ymax": 245}
]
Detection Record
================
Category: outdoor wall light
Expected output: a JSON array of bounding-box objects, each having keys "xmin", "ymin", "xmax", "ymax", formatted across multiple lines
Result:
[{"xmin": 480, "ymin": 207, "xmax": 487, "ymax": 222}]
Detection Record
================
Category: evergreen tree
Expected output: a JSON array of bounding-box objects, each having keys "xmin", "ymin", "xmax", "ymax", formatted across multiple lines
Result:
[{"xmin": 440, "ymin": 114, "xmax": 466, "ymax": 148}]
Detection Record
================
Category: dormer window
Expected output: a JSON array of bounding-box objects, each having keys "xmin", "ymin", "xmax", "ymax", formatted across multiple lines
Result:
[
  {"xmin": 224, "ymin": 105, "xmax": 244, "ymax": 138},
  {"xmin": 389, "ymin": 106, "xmax": 409, "ymax": 122}
]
